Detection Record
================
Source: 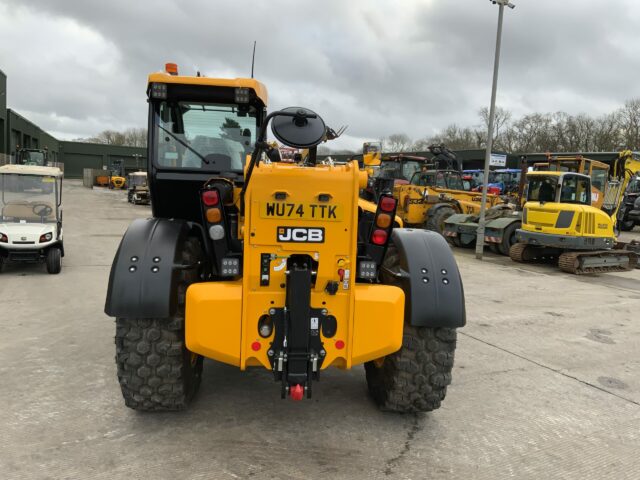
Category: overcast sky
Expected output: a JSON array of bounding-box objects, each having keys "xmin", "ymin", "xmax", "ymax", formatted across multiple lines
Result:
[{"xmin": 1, "ymin": 0, "xmax": 640, "ymax": 150}]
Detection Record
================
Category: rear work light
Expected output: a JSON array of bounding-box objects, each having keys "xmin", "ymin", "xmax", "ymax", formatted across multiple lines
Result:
[
  {"xmin": 235, "ymin": 88, "xmax": 251, "ymax": 104},
  {"xmin": 221, "ymin": 257, "xmax": 240, "ymax": 276},
  {"xmin": 358, "ymin": 260, "xmax": 377, "ymax": 279},
  {"xmin": 150, "ymin": 82, "xmax": 167, "ymax": 99}
]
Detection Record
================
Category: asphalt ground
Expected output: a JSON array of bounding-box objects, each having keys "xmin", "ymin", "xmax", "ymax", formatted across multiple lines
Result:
[{"xmin": 1, "ymin": 179, "xmax": 639, "ymax": 479}]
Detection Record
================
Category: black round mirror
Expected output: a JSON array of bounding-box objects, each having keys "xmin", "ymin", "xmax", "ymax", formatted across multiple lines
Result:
[{"xmin": 271, "ymin": 107, "xmax": 326, "ymax": 149}]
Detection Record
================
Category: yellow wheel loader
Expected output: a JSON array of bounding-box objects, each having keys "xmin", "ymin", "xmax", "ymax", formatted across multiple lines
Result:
[
  {"xmin": 104, "ymin": 63, "xmax": 465, "ymax": 412},
  {"xmin": 511, "ymin": 158, "xmax": 639, "ymax": 273}
]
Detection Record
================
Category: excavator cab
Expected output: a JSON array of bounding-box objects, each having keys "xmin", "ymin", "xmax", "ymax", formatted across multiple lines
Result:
[{"xmin": 511, "ymin": 171, "xmax": 637, "ymax": 273}]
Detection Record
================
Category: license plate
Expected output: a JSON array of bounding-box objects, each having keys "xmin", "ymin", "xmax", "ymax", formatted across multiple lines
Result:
[{"xmin": 261, "ymin": 202, "xmax": 342, "ymax": 221}]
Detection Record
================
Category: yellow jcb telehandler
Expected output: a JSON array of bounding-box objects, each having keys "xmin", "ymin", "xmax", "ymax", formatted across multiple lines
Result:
[
  {"xmin": 104, "ymin": 63, "xmax": 466, "ymax": 412},
  {"xmin": 366, "ymin": 146, "xmax": 504, "ymax": 237}
]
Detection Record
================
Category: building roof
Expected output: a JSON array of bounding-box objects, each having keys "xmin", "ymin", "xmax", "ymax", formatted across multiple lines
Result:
[{"xmin": 0, "ymin": 164, "xmax": 63, "ymax": 177}]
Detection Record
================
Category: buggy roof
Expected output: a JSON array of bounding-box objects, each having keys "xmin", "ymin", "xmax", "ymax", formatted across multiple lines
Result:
[{"xmin": 0, "ymin": 164, "xmax": 63, "ymax": 177}]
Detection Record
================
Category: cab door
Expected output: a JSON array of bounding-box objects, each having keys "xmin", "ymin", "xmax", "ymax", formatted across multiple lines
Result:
[{"xmin": 588, "ymin": 163, "xmax": 608, "ymax": 209}]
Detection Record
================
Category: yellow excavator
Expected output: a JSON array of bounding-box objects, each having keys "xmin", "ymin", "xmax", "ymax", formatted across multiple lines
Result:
[{"xmin": 510, "ymin": 150, "xmax": 640, "ymax": 274}]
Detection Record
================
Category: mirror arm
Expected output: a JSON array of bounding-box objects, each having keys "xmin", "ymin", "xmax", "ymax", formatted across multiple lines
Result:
[{"xmin": 240, "ymin": 109, "xmax": 321, "ymax": 214}]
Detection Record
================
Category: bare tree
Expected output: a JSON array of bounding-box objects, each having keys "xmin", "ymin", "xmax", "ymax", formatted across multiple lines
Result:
[
  {"xmin": 478, "ymin": 106, "xmax": 511, "ymax": 149},
  {"xmin": 83, "ymin": 128, "xmax": 147, "ymax": 147},
  {"xmin": 618, "ymin": 98, "xmax": 640, "ymax": 149},
  {"xmin": 425, "ymin": 124, "xmax": 482, "ymax": 150},
  {"xmin": 384, "ymin": 133, "xmax": 413, "ymax": 152}
]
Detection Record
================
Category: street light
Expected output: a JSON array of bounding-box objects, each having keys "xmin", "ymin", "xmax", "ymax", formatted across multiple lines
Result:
[
  {"xmin": 475, "ymin": 0, "xmax": 515, "ymax": 260},
  {"xmin": 132, "ymin": 153, "xmax": 142, "ymax": 170}
]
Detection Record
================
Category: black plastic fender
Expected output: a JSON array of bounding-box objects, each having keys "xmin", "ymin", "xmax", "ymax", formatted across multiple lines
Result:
[
  {"xmin": 104, "ymin": 218, "xmax": 193, "ymax": 318},
  {"xmin": 390, "ymin": 228, "xmax": 466, "ymax": 328}
]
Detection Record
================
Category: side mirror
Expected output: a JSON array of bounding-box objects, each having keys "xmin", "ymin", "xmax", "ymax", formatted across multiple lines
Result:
[
  {"xmin": 242, "ymin": 128, "xmax": 251, "ymax": 146},
  {"xmin": 271, "ymin": 107, "xmax": 326, "ymax": 149}
]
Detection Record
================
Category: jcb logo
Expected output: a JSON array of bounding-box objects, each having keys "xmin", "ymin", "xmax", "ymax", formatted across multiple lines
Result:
[{"xmin": 277, "ymin": 227, "xmax": 325, "ymax": 243}]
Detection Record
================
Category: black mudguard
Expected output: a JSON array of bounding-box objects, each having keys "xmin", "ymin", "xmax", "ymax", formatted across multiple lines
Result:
[
  {"xmin": 104, "ymin": 218, "xmax": 192, "ymax": 318},
  {"xmin": 390, "ymin": 229, "xmax": 466, "ymax": 328}
]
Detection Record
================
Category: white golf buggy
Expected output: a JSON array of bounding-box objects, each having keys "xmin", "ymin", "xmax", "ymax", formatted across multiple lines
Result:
[{"xmin": 0, "ymin": 164, "xmax": 64, "ymax": 274}]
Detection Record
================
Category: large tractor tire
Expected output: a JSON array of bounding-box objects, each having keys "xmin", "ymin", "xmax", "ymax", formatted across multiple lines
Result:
[
  {"xmin": 114, "ymin": 237, "xmax": 204, "ymax": 411},
  {"xmin": 619, "ymin": 219, "xmax": 635, "ymax": 232},
  {"xmin": 365, "ymin": 245, "xmax": 457, "ymax": 413},
  {"xmin": 46, "ymin": 247, "xmax": 62, "ymax": 274},
  {"xmin": 425, "ymin": 206, "xmax": 456, "ymax": 236},
  {"xmin": 497, "ymin": 221, "xmax": 520, "ymax": 256}
]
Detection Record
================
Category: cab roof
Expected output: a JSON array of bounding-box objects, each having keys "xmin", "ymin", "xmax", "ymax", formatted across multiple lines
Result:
[
  {"xmin": 526, "ymin": 170, "xmax": 589, "ymax": 179},
  {"xmin": 0, "ymin": 164, "xmax": 63, "ymax": 177},
  {"xmin": 148, "ymin": 71, "xmax": 268, "ymax": 106}
]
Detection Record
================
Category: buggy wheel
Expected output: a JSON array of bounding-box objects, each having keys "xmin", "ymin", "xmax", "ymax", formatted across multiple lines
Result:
[
  {"xmin": 114, "ymin": 237, "xmax": 204, "ymax": 411},
  {"xmin": 365, "ymin": 245, "xmax": 457, "ymax": 413},
  {"xmin": 46, "ymin": 247, "xmax": 62, "ymax": 274}
]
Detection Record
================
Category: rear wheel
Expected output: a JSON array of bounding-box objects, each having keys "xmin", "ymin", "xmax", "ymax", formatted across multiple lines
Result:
[
  {"xmin": 114, "ymin": 237, "xmax": 204, "ymax": 411},
  {"xmin": 46, "ymin": 247, "xmax": 62, "ymax": 274},
  {"xmin": 365, "ymin": 245, "xmax": 457, "ymax": 413},
  {"xmin": 498, "ymin": 221, "xmax": 520, "ymax": 256},
  {"xmin": 425, "ymin": 206, "xmax": 456, "ymax": 236},
  {"xmin": 620, "ymin": 219, "xmax": 635, "ymax": 231}
]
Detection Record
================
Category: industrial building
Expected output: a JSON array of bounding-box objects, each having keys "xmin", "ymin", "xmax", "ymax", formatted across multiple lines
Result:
[{"xmin": 0, "ymin": 69, "xmax": 146, "ymax": 177}]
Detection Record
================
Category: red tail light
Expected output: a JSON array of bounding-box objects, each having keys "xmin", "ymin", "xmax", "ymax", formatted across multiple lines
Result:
[
  {"xmin": 202, "ymin": 189, "xmax": 219, "ymax": 206},
  {"xmin": 371, "ymin": 229, "xmax": 388, "ymax": 245},
  {"xmin": 380, "ymin": 196, "xmax": 396, "ymax": 212}
]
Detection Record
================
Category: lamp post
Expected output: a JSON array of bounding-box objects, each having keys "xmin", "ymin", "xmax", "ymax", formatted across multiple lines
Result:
[
  {"xmin": 132, "ymin": 153, "xmax": 142, "ymax": 171},
  {"xmin": 475, "ymin": 0, "xmax": 515, "ymax": 260}
]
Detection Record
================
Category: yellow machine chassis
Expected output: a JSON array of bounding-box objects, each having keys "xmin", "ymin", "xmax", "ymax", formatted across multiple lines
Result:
[{"xmin": 186, "ymin": 161, "xmax": 405, "ymax": 370}]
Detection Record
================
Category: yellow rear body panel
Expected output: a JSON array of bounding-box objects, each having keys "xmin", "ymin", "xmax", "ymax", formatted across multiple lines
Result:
[
  {"xmin": 186, "ymin": 281, "xmax": 243, "ymax": 366},
  {"xmin": 186, "ymin": 160, "xmax": 406, "ymax": 371},
  {"xmin": 186, "ymin": 282, "xmax": 404, "ymax": 369}
]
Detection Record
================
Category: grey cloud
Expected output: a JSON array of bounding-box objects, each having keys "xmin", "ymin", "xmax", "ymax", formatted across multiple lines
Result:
[{"xmin": 3, "ymin": 0, "xmax": 640, "ymax": 148}]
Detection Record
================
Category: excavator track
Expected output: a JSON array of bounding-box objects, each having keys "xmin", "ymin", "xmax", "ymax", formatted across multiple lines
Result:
[
  {"xmin": 558, "ymin": 250, "xmax": 638, "ymax": 275},
  {"xmin": 509, "ymin": 243, "xmax": 530, "ymax": 263},
  {"xmin": 509, "ymin": 243, "xmax": 558, "ymax": 264}
]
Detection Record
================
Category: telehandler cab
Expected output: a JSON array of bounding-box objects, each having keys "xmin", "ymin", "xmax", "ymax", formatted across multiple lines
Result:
[{"xmin": 105, "ymin": 64, "xmax": 466, "ymax": 412}]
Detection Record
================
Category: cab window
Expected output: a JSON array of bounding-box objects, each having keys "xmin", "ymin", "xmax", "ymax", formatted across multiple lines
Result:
[
  {"xmin": 560, "ymin": 175, "xmax": 591, "ymax": 205},
  {"xmin": 591, "ymin": 168, "xmax": 607, "ymax": 192}
]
